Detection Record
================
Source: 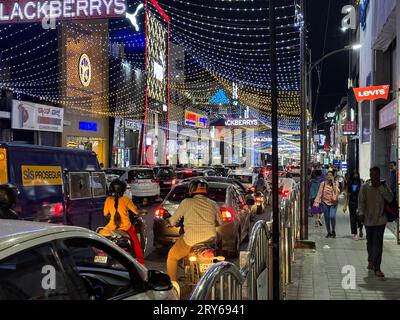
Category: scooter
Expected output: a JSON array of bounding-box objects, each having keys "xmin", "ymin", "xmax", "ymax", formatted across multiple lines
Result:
[{"xmin": 97, "ymin": 210, "xmax": 148, "ymax": 257}]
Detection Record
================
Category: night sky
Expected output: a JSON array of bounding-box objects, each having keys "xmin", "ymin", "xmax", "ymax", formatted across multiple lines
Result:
[{"xmin": 306, "ymin": 0, "xmax": 350, "ymax": 124}]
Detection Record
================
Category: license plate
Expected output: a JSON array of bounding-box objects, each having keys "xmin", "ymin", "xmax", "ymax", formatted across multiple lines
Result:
[{"xmin": 199, "ymin": 263, "xmax": 213, "ymax": 274}]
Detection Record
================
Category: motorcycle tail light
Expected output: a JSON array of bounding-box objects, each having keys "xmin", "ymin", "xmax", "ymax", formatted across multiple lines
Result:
[
  {"xmin": 282, "ymin": 190, "xmax": 290, "ymax": 198},
  {"xmin": 171, "ymin": 179, "xmax": 177, "ymax": 185},
  {"xmin": 201, "ymin": 249, "xmax": 215, "ymax": 259},
  {"xmin": 189, "ymin": 255, "xmax": 197, "ymax": 262},
  {"xmin": 220, "ymin": 208, "xmax": 234, "ymax": 222},
  {"xmin": 155, "ymin": 208, "xmax": 168, "ymax": 219}
]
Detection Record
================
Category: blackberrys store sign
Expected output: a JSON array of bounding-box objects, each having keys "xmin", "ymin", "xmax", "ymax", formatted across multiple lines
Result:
[{"xmin": 0, "ymin": 0, "xmax": 126, "ymax": 23}]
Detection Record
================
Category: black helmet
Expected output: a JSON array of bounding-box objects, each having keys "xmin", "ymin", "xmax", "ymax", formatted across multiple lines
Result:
[
  {"xmin": 0, "ymin": 184, "xmax": 19, "ymax": 207},
  {"xmin": 255, "ymin": 191, "xmax": 263, "ymax": 197},
  {"xmin": 188, "ymin": 179, "xmax": 208, "ymax": 196},
  {"xmin": 109, "ymin": 179, "xmax": 127, "ymax": 197},
  {"xmin": 258, "ymin": 173, "xmax": 264, "ymax": 179}
]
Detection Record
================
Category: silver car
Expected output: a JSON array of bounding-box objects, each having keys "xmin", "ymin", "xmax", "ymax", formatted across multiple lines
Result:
[{"xmin": 0, "ymin": 220, "xmax": 178, "ymax": 300}]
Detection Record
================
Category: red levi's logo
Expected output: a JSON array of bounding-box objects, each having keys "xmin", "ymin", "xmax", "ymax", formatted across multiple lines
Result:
[{"xmin": 353, "ymin": 85, "xmax": 390, "ymax": 102}]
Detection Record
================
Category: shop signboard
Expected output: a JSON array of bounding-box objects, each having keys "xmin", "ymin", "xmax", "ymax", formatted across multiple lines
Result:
[
  {"xmin": 12, "ymin": 100, "xmax": 63, "ymax": 133},
  {"xmin": 0, "ymin": 0, "xmax": 127, "ymax": 24},
  {"xmin": 184, "ymin": 111, "xmax": 208, "ymax": 128},
  {"xmin": 342, "ymin": 120, "xmax": 357, "ymax": 135},
  {"xmin": 225, "ymin": 118, "xmax": 259, "ymax": 127},
  {"xmin": 379, "ymin": 99, "xmax": 397, "ymax": 129},
  {"xmin": 353, "ymin": 85, "xmax": 390, "ymax": 103}
]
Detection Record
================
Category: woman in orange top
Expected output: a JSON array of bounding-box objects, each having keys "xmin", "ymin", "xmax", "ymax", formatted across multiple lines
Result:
[
  {"xmin": 99, "ymin": 179, "xmax": 145, "ymax": 265},
  {"xmin": 314, "ymin": 171, "xmax": 340, "ymax": 239}
]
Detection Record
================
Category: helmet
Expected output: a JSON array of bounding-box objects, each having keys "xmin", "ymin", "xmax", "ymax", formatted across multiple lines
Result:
[
  {"xmin": 109, "ymin": 179, "xmax": 127, "ymax": 197},
  {"xmin": 0, "ymin": 184, "xmax": 19, "ymax": 207},
  {"xmin": 255, "ymin": 191, "xmax": 263, "ymax": 198},
  {"xmin": 188, "ymin": 179, "xmax": 208, "ymax": 196},
  {"xmin": 258, "ymin": 173, "xmax": 264, "ymax": 179}
]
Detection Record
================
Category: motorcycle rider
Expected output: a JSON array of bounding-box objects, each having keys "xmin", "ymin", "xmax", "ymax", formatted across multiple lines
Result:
[
  {"xmin": 100, "ymin": 179, "xmax": 145, "ymax": 265},
  {"xmin": 0, "ymin": 184, "xmax": 19, "ymax": 220},
  {"xmin": 165, "ymin": 179, "xmax": 221, "ymax": 295}
]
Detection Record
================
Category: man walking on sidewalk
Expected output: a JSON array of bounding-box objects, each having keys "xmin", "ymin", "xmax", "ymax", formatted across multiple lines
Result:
[{"xmin": 358, "ymin": 167, "xmax": 394, "ymax": 278}]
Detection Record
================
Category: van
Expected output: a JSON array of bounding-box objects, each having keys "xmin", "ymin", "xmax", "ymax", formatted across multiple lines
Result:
[{"xmin": 0, "ymin": 143, "xmax": 107, "ymax": 230}]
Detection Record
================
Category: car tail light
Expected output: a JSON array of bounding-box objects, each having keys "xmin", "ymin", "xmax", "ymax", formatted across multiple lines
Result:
[
  {"xmin": 255, "ymin": 196, "xmax": 262, "ymax": 202},
  {"xmin": 220, "ymin": 208, "xmax": 234, "ymax": 222},
  {"xmin": 184, "ymin": 170, "xmax": 193, "ymax": 174},
  {"xmin": 155, "ymin": 208, "xmax": 169, "ymax": 219},
  {"xmin": 282, "ymin": 190, "xmax": 290, "ymax": 198},
  {"xmin": 42, "ymin": 202, "xmax": 64, "ymax": 216}
]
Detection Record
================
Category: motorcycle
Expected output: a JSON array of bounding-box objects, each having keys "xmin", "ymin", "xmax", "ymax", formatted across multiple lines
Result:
[
  {"xmin": 250, "ymin": 191, "xmax": 266, "ymax": 218},
  {"xmin": 96, "ymin": 210, "xmax": 147, "ymax": 257},
  {"xmin": 183, "ymin": 237, "xmax": 225, "ymax": 288},
  {"xmin": 163, "ymin": 212, "xmax": 225, "ymax": 288}
]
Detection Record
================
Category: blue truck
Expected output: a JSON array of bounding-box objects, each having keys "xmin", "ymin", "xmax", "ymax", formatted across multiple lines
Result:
[{"xmin": 0, "ymin": 143, "xmax": 107, "ymax": 230}]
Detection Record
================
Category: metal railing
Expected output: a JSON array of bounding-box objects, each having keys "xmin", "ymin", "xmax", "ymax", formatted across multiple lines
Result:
[
  {"xmin": 190, "ymin": 184, "xmax": 301, "ymax": 300},
  {"xmin": 189, "ymin": 261, "xmax": 245, "ymax": 300}
]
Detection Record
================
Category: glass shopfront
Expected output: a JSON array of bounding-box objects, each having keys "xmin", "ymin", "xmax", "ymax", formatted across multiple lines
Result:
[{"xmin": 66, "ymin": 136, "xmax": 105, "ymax": 166}]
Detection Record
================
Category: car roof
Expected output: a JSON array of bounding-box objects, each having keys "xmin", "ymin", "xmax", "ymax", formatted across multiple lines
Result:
[
  {"xmin": 0, "ymin": 220, "xmax": 92, "ymax": 252},
  {"xmin": 229, "ymin": 170, "xmax": 254, "ymax": 175},
  {"xmin": 175, "ymin": 181, "xmax": 231, "ymax": 189}
]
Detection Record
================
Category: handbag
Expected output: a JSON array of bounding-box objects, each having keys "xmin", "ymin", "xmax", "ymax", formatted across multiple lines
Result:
[{"xmin": 383, "ymin": 198, "xmax": 399, "ymax": 222}]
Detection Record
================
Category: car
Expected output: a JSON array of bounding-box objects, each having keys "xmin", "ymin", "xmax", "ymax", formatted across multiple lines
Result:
[
  {"xmin": 153, "ymin": 166, "xmax": 177, "ymax": 198},
  {"xmin": 228, "ymin": 169, "xmax": 258, "ymax": 192},
  {"xmin": 104, "ymin": 167, "xmax": 160, "ymax": 203},
  {"xmin": 195, "ymin": 166, "xmax": 228, "ymax": 177},
  {"xmin": 175, "ymin": 169, "xmax": 217, "ymax": 183},
  {"xmin": 0, "ymin": 143, "xmax": 107, "ymax": 230},
  {"xmin": 266, "ymin": 173, "xmax": 298, "ymax": 199},
  {"xmin": 181, "ymin": 176, "xmax": 248, "ymax": 197},
  {"xmin": 287, "ymin": 165, "xmax": 301, "ymax": 175},
  {"xmin": 0, "ymin": 220, "xmax": 178, "ymax": 300},
  {"xmin": 153, "ymin": 181, "xmax": 253, "ymax": 258}
]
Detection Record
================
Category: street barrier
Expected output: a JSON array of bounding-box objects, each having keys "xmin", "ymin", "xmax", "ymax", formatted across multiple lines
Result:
[{"xmin": 189, "ymin": 184, "xmax": 301, "ymax": 300}]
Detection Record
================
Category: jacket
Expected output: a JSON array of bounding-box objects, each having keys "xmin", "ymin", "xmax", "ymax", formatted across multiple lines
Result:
[{"xmin": 358, "ymin": 181, "xmax": 394, "ymax": 226}]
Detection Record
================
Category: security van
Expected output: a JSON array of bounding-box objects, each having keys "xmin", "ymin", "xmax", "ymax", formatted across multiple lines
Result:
[{"xmin": 0, "ymin": 143, "xmax": 107, "ymax": 230}]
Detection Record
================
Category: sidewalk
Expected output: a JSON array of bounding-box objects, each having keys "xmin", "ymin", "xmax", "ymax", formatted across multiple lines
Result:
[{"xmin": 285, "ymin": 196, "xmax": 400, "ymax": 300}]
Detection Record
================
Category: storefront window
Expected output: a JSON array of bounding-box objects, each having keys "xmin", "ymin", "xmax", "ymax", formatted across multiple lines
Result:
[
  {"xmin": 361, "ymin": 101, "xmax": 371, "ymax": 143},
  {"xmin": 67, "ymin": 137, "xmax": 105, "ymax": 166}
]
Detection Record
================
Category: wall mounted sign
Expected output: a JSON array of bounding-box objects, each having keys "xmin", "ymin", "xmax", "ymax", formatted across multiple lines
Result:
[
  {"xmin": 353, "ymin": 85, "xmax": 390, "ymax": 102},
  {"xmin": 342, "ymin": 120, "xmax": 357, "ymax": 135},
  {"xmin": 11, "ymin": 100, "xmax": 64, "ymax": 132},
  {"xmin": 379, "ymin": 99, "xmax": 397, "ymax": 129},
  {"xmin": 21, "ymin": 166, "xmax": 62, "ymax": 187},
  {"xmin": 184, "ymin": 111, "xmax": 208, "ymax": 128},
  {"xmin": 79, "ymin": 121, "xmax": 97, "ymax": 132},
  {"xmin": 225, "ymin": 119, "xmax": 259, "ymax": 127},
  {"xmin": 79, "ymin": 54, "xmax": 91, "ymax": 87},
  {"xmin": 0, "ymin": 0, "xmax": 126, "ymax": 23},
  {"xmin": 341, "ymin": 5, "xmax": 356, "ymax": 30}
]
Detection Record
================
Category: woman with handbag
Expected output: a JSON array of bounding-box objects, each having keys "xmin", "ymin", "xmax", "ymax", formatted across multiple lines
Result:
[
  {"xmin": 309, "ymin": 169, "xmax": 324, "ymax": 226},
  {"xmin": 314, "ymin": 171, "xmax": 340, "ymax": 238}
]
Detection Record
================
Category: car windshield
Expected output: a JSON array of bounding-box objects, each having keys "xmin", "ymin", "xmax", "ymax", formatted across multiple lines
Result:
[
  {"xmin": 156, "ymin": 168, "xmax": 175, "ymax": 179},
  {"xmin": 165, "ymin": 185, "xmax": 227, "ymax": 204},
  {"xmin": 128, "ymin": 169, "xmax": 154, "ymax": 180},
  {"xmin": 230, "ymin": 175, "xmax": 253, "ymax": 184},
  {"xmin": 105, "ymin": 169, "xmax": 125, "ymax": 177}
]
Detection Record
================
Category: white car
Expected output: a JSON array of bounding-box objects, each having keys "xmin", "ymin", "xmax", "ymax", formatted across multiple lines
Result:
[
  {"xmin": 105, "ymin": 167, "xmax": 160, "ymax": 202},
  {"xmin": 0, "ymin": 220, "xmax": 178, "ymax": 300},
  {"xmin": 228, "ymin": 169, "xmax": 258, "ymax": 191}
]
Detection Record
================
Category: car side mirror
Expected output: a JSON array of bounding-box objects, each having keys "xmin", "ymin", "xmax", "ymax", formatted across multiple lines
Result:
[
  {"xmin": 246, "ymin": 198, "xmax": 255, "ymax": 206},
  {"xmin": 147, "ymin": 270, "xmax": 173, "ymax": 291}
]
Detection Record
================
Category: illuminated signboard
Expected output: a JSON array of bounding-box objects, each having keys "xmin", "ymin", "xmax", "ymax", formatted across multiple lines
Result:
[
  {"xmin": 0, "ymin": 0, "xmax": 126, "ymax": 23},
  {"xmin": 79, "ymin": 54, "xmax": 91, "ymax": 87},
  {"xmin": 342, "ymin": 120, "xmax": 357, "ymax": 135},
  {"xmin": 225, "ymin": 119, "xmax": 259, "ymax": 127},
  {"xmin": 184, "ymin": 111, "xmax": 208, "ymax": 128}
]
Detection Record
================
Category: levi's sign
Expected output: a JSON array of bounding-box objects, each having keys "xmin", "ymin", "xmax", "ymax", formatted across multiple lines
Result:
[
  {"xmin": 0, "ymin": 0, "xmax": 126, "ymax": 23},
  {"xmin": 353, "ymin": 85, "xmax": 390, "ymax": 102}
]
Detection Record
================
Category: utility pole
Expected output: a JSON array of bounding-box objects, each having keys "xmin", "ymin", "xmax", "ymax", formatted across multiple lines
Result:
[
  {"xmin": 300, "ymin": 0, "xmax": 308, "ymax": 240},
  {"xmin": 269, "ymin": 0, "xmax": 280, "ymax": 300}
]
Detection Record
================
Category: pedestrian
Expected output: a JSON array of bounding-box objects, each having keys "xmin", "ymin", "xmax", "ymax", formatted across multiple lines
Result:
[
  {"xmin": 314, "ymin": 171, "xmax": 340, "ymax": 238},
  {"xmin": 358, "ymin": 166, "xmax": 394, "ymax": 277},
  {"xmin": 309, "ymin": 169, "xmax": 324, "ymax": 226},
  {"xmin": 389, "ymin": 161, "xmax": 397, "ymax": 198},
  {"xmin": 343, "ymin": 170, "xmax": 364, "ymax": 240}
]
